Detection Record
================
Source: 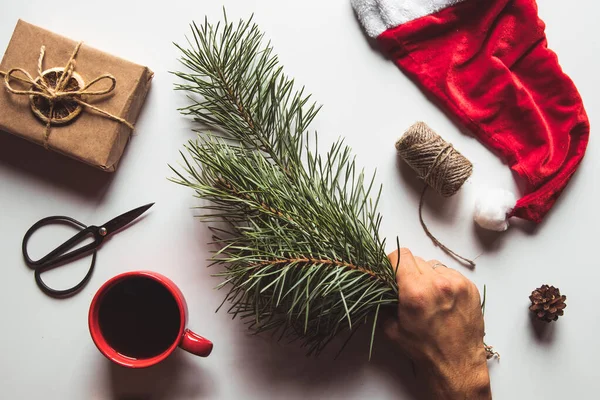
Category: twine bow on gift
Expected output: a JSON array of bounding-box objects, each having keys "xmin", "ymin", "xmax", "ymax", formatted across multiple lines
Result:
[{"xmin": 0, "ymin": 42, "xmax": 134, "ymax": 148}]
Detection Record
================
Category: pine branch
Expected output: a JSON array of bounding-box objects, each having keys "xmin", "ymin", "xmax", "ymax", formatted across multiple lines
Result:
[{"xmin": 171, "ymin": 13, "xmax": 398, "ymax": 355}]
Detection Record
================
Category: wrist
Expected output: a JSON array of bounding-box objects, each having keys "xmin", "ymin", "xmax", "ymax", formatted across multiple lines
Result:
[{"xmin": 418, "ymin": 347, "xmax": 491, "ymax": 400}]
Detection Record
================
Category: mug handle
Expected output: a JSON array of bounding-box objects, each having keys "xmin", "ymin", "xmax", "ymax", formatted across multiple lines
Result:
[{"xmin": 180, "ymin": 329, "xmax": 213, "ymax": 357}]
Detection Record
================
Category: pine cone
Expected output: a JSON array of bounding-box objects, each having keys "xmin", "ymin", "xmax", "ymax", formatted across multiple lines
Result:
[{"xmin": 529, "ymin": 285, "xmax": 566, "ymax": 322}]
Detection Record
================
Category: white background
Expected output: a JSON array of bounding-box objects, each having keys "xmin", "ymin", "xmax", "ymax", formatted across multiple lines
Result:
[{"xmin": 0, "ymin": 1, "xmax": 598, "ymax": 399}]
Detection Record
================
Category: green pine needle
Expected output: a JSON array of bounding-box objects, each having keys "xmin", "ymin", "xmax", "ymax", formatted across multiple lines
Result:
[{"xmin": 170, "ymin": 13, "xmax": 398, "ymax": 356}]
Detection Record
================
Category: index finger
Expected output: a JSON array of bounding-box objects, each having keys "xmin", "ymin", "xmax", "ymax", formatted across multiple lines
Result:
[{"xmin": 388, "ymin": 248, "xmax": 422, "ymax": 283}]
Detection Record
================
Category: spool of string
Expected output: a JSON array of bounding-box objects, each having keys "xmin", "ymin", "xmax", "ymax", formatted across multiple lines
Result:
[{"xmin": 395, "ymin": 122, "xmax": 475, "ymax": 267}]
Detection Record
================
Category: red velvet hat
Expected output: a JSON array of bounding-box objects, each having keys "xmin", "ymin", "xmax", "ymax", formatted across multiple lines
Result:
[{"xmin": 352, "ymin": 0, "xmax": 590, "ymax": 231}]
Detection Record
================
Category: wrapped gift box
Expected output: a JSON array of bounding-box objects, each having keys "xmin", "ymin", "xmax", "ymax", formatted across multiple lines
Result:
[{"xmin": 0, "ymin": 20, "xmax": 153, "ymax": 171}]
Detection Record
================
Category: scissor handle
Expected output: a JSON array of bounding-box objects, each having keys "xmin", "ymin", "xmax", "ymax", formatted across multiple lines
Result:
[
  {"xmin": 22, "ymin": 216, "xmax": 103, "ymax": 267},
  {"xmin": 34, "ymin": 252, "xmax": 97, "ymax": 297},
  {"xmin": 22, "ymin": 216, "xmax": 103, "ymax": 297}
]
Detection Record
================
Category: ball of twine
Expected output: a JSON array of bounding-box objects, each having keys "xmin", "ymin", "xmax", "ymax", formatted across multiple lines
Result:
[
  {"xmin": 395, "ymin": 122, "xmax": 475, "ymax": 268},
  {"xmin": 395, "ymin": 122, "xmax": 473, "ymax": 197}
]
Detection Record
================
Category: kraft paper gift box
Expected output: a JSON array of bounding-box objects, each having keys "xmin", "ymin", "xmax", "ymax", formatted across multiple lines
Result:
[{"xmin": 0, "ymin": 20, "xmax": 153, "ymax": 171}]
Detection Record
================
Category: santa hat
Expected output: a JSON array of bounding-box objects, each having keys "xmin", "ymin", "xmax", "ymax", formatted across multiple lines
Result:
[{"xmin": 351, "ymin": 0, "xmax": 590, "ymax": 231}]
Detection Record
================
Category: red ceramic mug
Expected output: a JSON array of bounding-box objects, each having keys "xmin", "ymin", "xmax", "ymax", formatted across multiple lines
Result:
[{"xmin": 89, "ymin": 271, "xmax": 213, "ymax": 368}]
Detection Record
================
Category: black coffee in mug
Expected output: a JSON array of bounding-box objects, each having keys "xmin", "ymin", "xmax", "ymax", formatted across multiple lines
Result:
[{"xmin": 98, "ymin": 276, "xmax": 181, "ymax": 359}]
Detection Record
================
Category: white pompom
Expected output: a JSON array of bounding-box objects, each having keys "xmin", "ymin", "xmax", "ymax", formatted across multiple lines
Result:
[{"xmin": 474, "ymin": 189, "xmax": 517, "ymax": 231}]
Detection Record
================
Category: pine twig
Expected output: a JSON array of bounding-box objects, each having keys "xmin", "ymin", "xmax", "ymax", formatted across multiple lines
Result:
[{"xmin": 170, "ymin": 13, "xmax": 398, "ymax": 355}]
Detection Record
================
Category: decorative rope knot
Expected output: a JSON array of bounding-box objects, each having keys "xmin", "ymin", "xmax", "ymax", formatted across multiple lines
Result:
[{"xmin": 1, "ymin": 42, "xmax": 134, "ymax": 148}]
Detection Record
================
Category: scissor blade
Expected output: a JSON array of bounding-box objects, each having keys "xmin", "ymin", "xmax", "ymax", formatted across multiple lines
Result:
[{"xmin": 101, "ymin": 203, "xmax": 154, "ymax": 235}]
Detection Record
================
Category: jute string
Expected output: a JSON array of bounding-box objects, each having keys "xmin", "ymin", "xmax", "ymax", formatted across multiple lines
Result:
[
  {"xmin": 396, "ymin": 122, "xmax": 475, "ymax": 267},
  {"xmin": 0, "ymin": 42, "xmax": 134, "ymax": 148}
]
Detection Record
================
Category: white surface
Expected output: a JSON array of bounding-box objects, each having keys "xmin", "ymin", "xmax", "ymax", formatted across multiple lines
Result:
[{"xmin": 0, "ymin": 1, "xmax": 598, "ymax": 399}]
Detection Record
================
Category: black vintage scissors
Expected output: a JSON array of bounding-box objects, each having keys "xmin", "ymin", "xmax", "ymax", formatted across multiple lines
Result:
[{"xmin": 22, "ymin": 203, "xmax": 154, "ymax": 297}]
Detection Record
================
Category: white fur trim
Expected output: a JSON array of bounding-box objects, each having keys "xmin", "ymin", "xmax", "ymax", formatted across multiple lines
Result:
[
  {"xmin": 351, "ymin": 0, "xmax": 468, "ymax": 38},
  {"xmin": 473, "ymin": 189, "xmax": 517, "ymax": 232}
]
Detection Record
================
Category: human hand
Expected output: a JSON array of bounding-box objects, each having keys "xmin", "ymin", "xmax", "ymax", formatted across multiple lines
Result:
[{"xmin": 385, "ymin": 248, "xmax": 491, "ymax": 400}]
